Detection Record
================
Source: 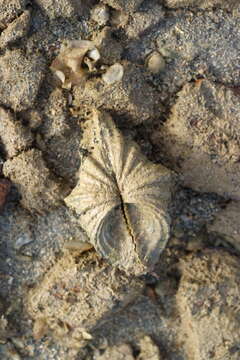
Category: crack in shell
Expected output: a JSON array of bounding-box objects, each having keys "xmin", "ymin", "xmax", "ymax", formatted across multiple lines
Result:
[{"xmin": 65, "ymin": 111, "xmax": 173, "ymax": 273}]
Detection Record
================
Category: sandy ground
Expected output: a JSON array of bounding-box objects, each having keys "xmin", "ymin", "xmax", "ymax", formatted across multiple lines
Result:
[{"xmin": 0, "ymin": 0, "xmax": 240, "ymax": 359}]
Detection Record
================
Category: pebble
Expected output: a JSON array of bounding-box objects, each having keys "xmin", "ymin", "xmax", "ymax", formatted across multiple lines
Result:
[
  {"xmin": 146, "ymin": 51, "xmax": 165, "ymax": 74},
  {"xmin": 14, "ymin": 234, "xmax": 33, "ymax": 251},
  {"xmin": 91, "ymin": 4, "xmax": 109, "ymax": 25},
  {"xmin": 110, "ymin": 9, "xmax": 129, "ymax": 27},
  {"xmin": 102, "ymin": 63, "xmax": 124, "ymax": 84}
]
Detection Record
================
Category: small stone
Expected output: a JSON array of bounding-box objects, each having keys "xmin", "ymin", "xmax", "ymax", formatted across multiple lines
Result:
[
  {"xmin": 33, "ymin": 318, "xmax": 48, "ymax": 340},
  {"xmin": 91, "ymin": 4, "xmax": 109, "ymax": 25},
  {"xmin": 102, "ymin": 63, "xmax": 124, "ymax": 84},
  {"xmin": 65, "ymin": 240, "xmax": 92, "ymax": 252},
  {"xmin": 81, "ymin": 330, "xmax": 92, "ymax": 340},
  {"xmin": 96, "ymin": 343, "xmax": 134, "ymax": 360},
  {"xmin": 110, "ymin": 9, "xmax": 128, "ymax": 27},
  {"xmin": 138, "ymin": 336, "xmax": 161, "ymax": 360},
  {"xmin": 146, "ymin": 51, "xmax": 165, "ymax": 74},
  {"xmin": 0, "ymin": 107, "xmax": 33, "ymax": 158},
  {"xmin": 55, "ymin": 70, "xmax": 66, "ymax": 84},
  {"xmin": 11, "ymin": 337, "xmax": 25, "ymax": 351},
  {"xmin": 0, "ymin": 10, "xmax": 31, "ymax": 48},
  {"xmin": 14, "ymin": 234, "xmax": 33, "ymax": 251}
]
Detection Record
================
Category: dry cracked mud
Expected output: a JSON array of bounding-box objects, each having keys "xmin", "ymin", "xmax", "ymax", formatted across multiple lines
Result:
[{"xmin": 0, "ymin": 0, "xmax": 240, "ymax": 359}]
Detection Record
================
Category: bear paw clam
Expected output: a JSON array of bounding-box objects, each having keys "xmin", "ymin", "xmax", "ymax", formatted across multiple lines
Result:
[{"xmin": 65, "ymin": 111, "xmax": 174, "ymax": 274}]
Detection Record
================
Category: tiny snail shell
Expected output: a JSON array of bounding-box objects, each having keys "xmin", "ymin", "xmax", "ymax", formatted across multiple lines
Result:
[{"xmin": 65, "ymin": 111, "xmax": 174, "ymax": 274}]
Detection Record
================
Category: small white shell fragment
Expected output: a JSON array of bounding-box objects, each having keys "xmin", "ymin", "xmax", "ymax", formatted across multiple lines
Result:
[
  {"xmin": 55, "ymin": 70, "xmax": 65, "ymax": 84},
  {"xmin": 146, "ymin": 51, "xmax": 165, "ymax": 74},
  {"xmin": 81, "ymin": 330, "xmax": 93, "ymax": 340},
  {"xmin": 102, "ymin": 63, "xmax": 124, "ymax": 84},
  {"xmin": 87, "ymin": 48, "xmax": 100, "ymax": 62},
  {"xmin": 91, "ymin": 4, "xmax": 109, "ymax": 25}
]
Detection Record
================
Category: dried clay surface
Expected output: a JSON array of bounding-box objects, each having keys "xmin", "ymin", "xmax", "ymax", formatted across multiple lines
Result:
[
  {"xmin": 35, "ymin": 0, "xmax": 86, "ymax": 19},
  {"xmin": 208, "ymin": 201, "xmax": 240, "ymax": 252},
  {"xmin": 73, "ymin": 62, "xmax": 163, "ymax": 126},
  {"xmin": 0, "ymin": 0, "xmax": 27, "ymax": 27},
  {"xmin": 27, "ymin": 251, "xmax": 144, "ymax": 349},
  {"xmin": 164, "ymin": 0, "xmax": 239, "ymax": 9},
  {"xmin": 0, "ymin": 107, "xmax": 33, "ymax": 158},
  {"xmin": 155, "ymin": 80, "xmax": 240, "ymax": 200},
  {"xmin": 0, "ymin": 10, "xmax": 31, "ymax": 48},
  {"xmin": 177, "ymin": 250, "xmax": 240, "ymax": 360},
  {"xmin": 0, "ymin": 0, "xmax": 239, "ymax": 359},
  {"xmin": 0, "ymin": 50, "xmax": 45, "ymax": 111},
  {"xmin": 3, "ymin": 149, "xmax": 63, "ymax": 213}
]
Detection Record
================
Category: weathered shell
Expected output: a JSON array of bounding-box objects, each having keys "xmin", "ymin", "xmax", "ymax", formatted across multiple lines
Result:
[
  {"xmin": 102, "ymin": 63, "xmax": 124, "ymax": 84},
  {"xmin": 65, "ymin": 111, "xmax": 173, "ymax": 273},
  {"xmin": 50, "ymin": 40, "xmax": 100, "ymax": 89},
  {"xmin": 146, "ymin": 51, "xmax": 165, "ymax": 74}
]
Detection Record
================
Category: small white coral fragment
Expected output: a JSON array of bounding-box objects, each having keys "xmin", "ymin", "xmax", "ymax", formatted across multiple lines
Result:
[
  {"xmin": 50, "ymin": 40, "xmax": 100, "ymax": 89},
  {"xmin": 146, "ymin": 51, "xmax": 165, "ymax": 74},
  {"xmin": 102, "ymin": 63, "xmax": 124, "ymax": 84},
  {"xmin": 65, "ymin": 111, "xmax": 173, "ymax": 274}
]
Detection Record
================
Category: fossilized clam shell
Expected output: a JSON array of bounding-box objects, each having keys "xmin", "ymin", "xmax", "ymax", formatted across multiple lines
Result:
[
  {"xmin": 50, "ymin": 40, "xmax": 100, "ymax": 89},
  {"xmin": 65, "ymin": 111, "xmax": 173, "ymax": 273}
]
